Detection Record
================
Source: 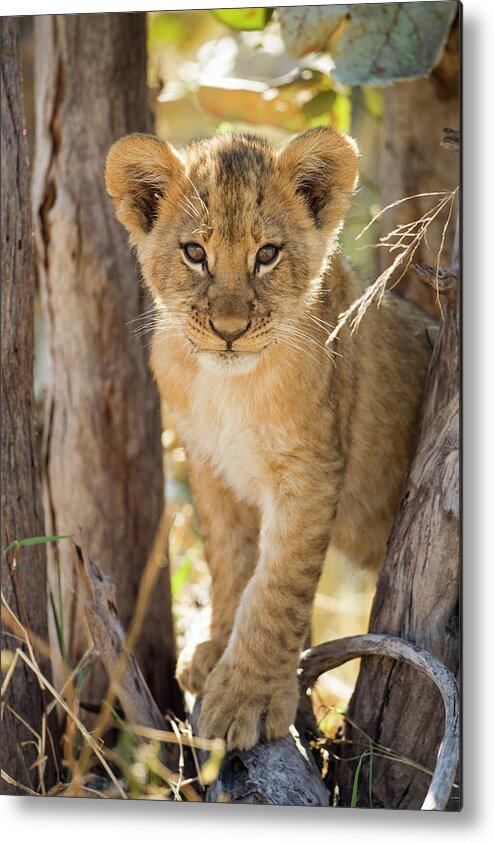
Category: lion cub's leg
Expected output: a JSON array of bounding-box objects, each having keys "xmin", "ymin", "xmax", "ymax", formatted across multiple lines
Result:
[
  {"xmin": 176, "ymin": 456, "xmax": 259, "ymax": 695},
  {"xmin": 198, "ymin": 462, "xmax": 339, "ymax": 751}
]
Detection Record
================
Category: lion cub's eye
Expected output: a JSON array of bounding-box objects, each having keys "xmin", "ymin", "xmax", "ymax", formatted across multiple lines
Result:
[
  {"xmin": 183, "ymin": 242, "xmax": 206, "ymax": 264},
  {"xmin": 256, "ymin": 244, "xmax": 279, "ymax": 268}
]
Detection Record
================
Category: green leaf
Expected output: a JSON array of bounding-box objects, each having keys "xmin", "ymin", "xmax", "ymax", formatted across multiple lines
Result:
[
  {"xmin": 3, "ymin": 534, "xmax": 72, "ymax": 555},
  {"xmin": 302, "ymin": 89, "xmax": 337, "ymax": 120},
  {"xmin": 279, "ymin": 4, "xmax": 350, "ymax": 58},
  {"xmin": 103, "ymin": 700, "xmax": 126, "ymax": 728},
  {"xmin": 351, "ymin": 750, "xmax": 369, "ymax": 807},
  {"xmin": 330, "ymin": 91, "xmax": 352, "ymax": 133},
  {"xmin": 75, "ymin": 660, "xmax": 95, "ymax": 694},
  {"xmin": 49, "ymin": 586, "xmax": 67, "ymax": 665},
  {"xmin": 279, "ymin": 2, "xmax": 458, "ymax": 85},
  {"xmin": 213, "ymin": 8, "xmax": 272, "ymax": 32},
  {"xmin": 147, "ymin": 12, "xmax": 189, "ymax": 48}
]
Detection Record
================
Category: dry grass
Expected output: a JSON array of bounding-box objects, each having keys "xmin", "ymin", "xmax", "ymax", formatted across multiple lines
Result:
[
  {"xmin": 1, "ymin": 554, "xmax": 222, "ymax": 800},
  {"xmin": 326, "ymin": 188, "xmax": 459, "ymax": 346},
  {"xmin": 310, "ymin": 700, "xmax": 460, "ymax": 808}
]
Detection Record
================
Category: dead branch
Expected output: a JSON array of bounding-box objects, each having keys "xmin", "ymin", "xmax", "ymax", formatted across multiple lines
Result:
[
  {"xmin": 413, "ymin": 262, "xmax": 458, "ymax": 301},
  {"xmin": 189, "ymin": 700, "xmax": 329, "ymax": 806},
  {"xmin": 300, "ymin": 633, "xmax": 459, "ymax": 811},
  {"xmin": 73, "ymin": 543, "xmax": 167, "ymax": 736},
  {"xmin": 72, "ymin": 544, "xmax": 217, "ymax": 801}
]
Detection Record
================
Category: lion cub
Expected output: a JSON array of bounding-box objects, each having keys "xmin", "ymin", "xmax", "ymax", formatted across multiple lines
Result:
[{"xmin": 106, "ymin": 128, "xmax": 431, "ymax": 751}]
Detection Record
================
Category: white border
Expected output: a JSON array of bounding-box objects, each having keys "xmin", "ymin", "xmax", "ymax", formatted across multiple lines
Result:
[{"xmin": 2, "ymin": 1, "xmax": 492, "ymax": 840}]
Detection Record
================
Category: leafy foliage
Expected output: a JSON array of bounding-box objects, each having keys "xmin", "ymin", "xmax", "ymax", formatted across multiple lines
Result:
[
  {"xmin": 276, "ymin": 3, "xmax": 457, "ymax": 85},
  {"xmin": 3, "ymin": 533, "xmax": 72, "ymax": 555}
]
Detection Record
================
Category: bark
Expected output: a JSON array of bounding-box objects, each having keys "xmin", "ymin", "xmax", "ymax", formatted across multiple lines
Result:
[
  {"xmin": 336, "ymin": 147, "xmax": 460, "ymax": 808},
  {"xmin": 1, "ymin": 17, "xmax": 60, "ymax": 794},
  {"xmin": 72, "ymin": 543, "xmax": 176, "ymax": 766},
  {"xmin": 202, "ymin": 723, "xmax": 330, "ymax": 806},
  {"xmin": 378, "ymin": 17, "xmax": 460, "ymax": 314},
  {"xmin": 31, "ymin": 14, "xmax": 181, "ymax": 717}
]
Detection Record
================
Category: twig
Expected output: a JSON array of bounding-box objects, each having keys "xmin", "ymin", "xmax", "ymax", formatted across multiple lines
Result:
[
  {"xmin": 299, "ymin": 633, "xmax": 459, "ymax": 811},
  {"xmin": 1, "ymin": 769, "xmax": 41, "ymax": 796}
]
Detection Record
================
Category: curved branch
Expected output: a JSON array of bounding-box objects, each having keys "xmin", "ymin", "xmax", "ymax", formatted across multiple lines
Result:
[{"xmin": 299, "ymin": 633, "xmax": 459, "ymax": 811}]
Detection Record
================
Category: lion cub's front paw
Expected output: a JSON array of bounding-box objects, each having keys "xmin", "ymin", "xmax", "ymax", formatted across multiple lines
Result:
[
  {"xmin": 176, "ymin": 638, "xmax": 226, "ymax": 696},
  {"xmin": 198, "ymin": 656, "xmax": 299, "ymax": 751}
]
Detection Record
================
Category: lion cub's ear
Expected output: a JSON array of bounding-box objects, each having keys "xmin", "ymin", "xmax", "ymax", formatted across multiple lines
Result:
[
  {"xmin": 105, "ymin": 133, "xmax": 185, "ymax": 243},
  {"xmin": 278, "ymin": 127, "xmax": 359, "ymax": 233}
]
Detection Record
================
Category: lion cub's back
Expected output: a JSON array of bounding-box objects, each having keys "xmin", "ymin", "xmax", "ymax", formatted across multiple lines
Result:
[{"xmin": 332, "ymin": 291, "xmax": 434, "ymax": 569}]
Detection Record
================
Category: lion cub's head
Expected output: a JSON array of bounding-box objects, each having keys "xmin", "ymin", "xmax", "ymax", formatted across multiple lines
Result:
[{"xmin": 106, "ymin": 128, "xmax": 358, "ymax": 375}]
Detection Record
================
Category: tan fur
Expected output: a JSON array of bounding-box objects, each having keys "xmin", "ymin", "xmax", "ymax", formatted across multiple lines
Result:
[{"xmin": 105, "ymin": 128, "xmax": 432, "ymax": 750}]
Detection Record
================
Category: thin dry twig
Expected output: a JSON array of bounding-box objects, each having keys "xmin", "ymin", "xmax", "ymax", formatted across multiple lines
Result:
[
  {"xmin": 131, "ymin": 722, "xmax": 223, "ymax": 753},
  {"xmin": 326, "ymin": 189, "xmax": 458, "ymax": 345},
  {"xmin": 1, "ymin": 769, "xmax": 40, "ymax": 796}
]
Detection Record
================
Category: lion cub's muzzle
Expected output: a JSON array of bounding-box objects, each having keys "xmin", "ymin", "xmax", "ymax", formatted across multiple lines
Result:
[
  {"xmin": 188, "ymin": 298, "xmax": 272, "ymax": 365},
  {"xmin": 209, "ymin": 316, "xmax": 252, "ymax": 350}
]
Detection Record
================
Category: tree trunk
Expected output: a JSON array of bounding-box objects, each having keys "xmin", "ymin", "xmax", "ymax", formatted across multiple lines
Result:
[
  {"xmin": 378, "ymin": 18, "xmax": 460, "ymax": 314},
  {"xmin": 1, "ymin": 17, "xmax": 60, "ymax": 794},
  {"xmin": 333, "ymin": 25, "xmax": 461, "ymax": 809},
  {"xmin": 336, "ymin": 219, "xmax": 460, "ymax": 807},
  {"xmin": 31, "ymin": 13, "xmax": 181, "ymax": 718}
]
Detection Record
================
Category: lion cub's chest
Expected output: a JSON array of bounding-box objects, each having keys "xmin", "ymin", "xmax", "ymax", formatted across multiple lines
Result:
[{"xmin": 176, "ymin": 373, "xmax": 281, "ymax": 507}]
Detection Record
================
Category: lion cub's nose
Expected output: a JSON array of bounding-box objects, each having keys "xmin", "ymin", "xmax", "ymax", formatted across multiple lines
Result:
[{"xmin": 209, "ymin": 316, "xmax": 251, "ymax": 345}]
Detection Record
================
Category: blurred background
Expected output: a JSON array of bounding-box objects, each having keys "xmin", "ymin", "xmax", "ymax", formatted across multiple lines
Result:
[{"xmin": 18, "ymin": 5, "xmax": 459, "ymax": 734}]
